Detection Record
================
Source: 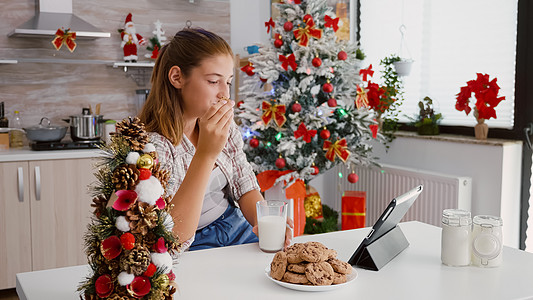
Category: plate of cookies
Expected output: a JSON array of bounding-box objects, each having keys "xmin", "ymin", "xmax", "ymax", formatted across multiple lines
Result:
[{"xmin": 266, "ymin": 241, "xmax": 357, "ymax": 292}]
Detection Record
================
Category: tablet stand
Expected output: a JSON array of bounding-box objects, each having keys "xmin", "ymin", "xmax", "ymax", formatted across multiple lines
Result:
[{"xmin": 351, "ymin": 226, "xmax": 409, "ymax": 271}]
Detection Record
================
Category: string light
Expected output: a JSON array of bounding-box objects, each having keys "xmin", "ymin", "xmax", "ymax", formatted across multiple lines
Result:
[
  {"xmin": 266, "ymin": 142, "xmax": 272, "ymax": 147},
  {"xmin": 275, "ymin": 132, "xmax": 283, "ymax": 141},
  {"xmin": 338, "ymin": 172, "xmax": 343, "ymax": 178}
]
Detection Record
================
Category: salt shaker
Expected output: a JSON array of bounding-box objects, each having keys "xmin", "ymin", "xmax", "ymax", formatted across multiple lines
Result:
[
  {"xmin": 441, "ymin": 209, "xmax": 472, "ymax": 266},
  {"xmin": 471, "ymin": 215, "xmax": 503, "ymax": 267}
]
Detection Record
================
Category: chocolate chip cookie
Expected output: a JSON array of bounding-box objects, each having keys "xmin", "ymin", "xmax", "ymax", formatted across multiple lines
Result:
[
  {"xmin": 282, "ymin": 271, "xmax": 310, "ymax": 284},
  {"xmin": 287, "ymin": 262, "xmax": 307, "ymax": 274},
  {"xmin": 305, "ymin": 261, "xmax": 334, "ymax": 286},
  {"xmin": 327, "ymin": 258, "xmax": 352, "ymax": 274},
  {"xmin": 270, "ymin": 251, "xmax": 288, "ymax": 281},
  {"xmin": 299, "ymin": 241, "xmax": 328, "ymax": 263}
]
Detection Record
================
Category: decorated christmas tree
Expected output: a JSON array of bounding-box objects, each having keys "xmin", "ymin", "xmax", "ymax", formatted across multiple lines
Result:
[
  {"xmin": 78, "ymin": 117, "xmax": 179, "ymax": 300},
  {"xmin": 145, "ymin": 20, "xmax": 167, "ymax": 60},
  {"xmin": 236, "ymin": 0, "xmax": 383, "ymax": 184}
]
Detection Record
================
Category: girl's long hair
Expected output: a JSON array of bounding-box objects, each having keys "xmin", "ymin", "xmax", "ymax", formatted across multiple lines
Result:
[{"xmin": 139, "ymin": 28, "xmax": 233, "ymax": 146}]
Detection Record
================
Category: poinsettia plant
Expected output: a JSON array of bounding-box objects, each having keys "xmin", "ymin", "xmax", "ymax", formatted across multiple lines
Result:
[{"xmin": 455, "ymin": 73, "xmax": 506, "ymax": 121}]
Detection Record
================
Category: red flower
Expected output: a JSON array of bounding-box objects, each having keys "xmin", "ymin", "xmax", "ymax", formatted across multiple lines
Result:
[
  {"xmin": 156, "ymin": 197, "xmax": 165, "ymax": 210},
  {"xmin": 455, "ymin": 73, "xmax": 505, "ymax": 120},
  {"xmin": 154, "ymin": 237, "xmax": 168, "ymax": 253},
  {"xmin": 167, "ymin": 270, "xmax": 176, "ymax": 281},
  {"xmin": 127, "ymin": 276, "xmax": 151, "ymax": 298},
  {"xmin": 95, "ymin": 274, "xmax": 114, "ymax": 298},
  {"xmin": 100, "ymin": 236, "xmax": 122, "ymax": 260},
  {"xmin": 120, "ymin": 232, "xmax": 135, "ymax": 250},
  {"xmin": 112, "ymin": 190, "xmax": 138, "ymax": 211},
  {"xmin": 143, "ymin": 263, "xmax": 157, "ymax": 277}
]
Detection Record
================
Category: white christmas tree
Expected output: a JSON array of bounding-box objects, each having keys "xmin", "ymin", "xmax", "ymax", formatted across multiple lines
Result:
[
  {"xmin": 236, "ymin": 0, "xmax": 383, "ymax": 184},
  {"xmin": 145, "ymin": 20, "xmax": 167, "ymax": 59}
]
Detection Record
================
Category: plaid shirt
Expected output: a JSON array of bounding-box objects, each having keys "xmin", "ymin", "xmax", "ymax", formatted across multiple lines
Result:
[{"xmin": 149, "ymin": 122, "xmax": 260, "ymax": 249}]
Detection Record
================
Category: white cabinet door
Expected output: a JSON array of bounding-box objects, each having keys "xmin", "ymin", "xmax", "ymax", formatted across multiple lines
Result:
[
  {"xmin": 29, "ymin": 158, "xmax": 94, "ymax": 272},
  {"xmin": 0, "ymin": 162, "xmax": 32, "ymax": 289}
]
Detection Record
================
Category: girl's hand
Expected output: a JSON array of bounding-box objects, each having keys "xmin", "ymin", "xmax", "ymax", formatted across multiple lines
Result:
[
  {"xmin": 252, "ymin": 218, "xmax": 294, "ymax": 249},
  {"xmin": 196, "ymin": 97, "xmax": 234, "ymax": 160}
]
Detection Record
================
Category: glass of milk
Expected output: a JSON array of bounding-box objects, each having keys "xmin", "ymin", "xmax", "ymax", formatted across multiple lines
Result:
[{"xmin": 256, "ymin": 200, "xmax": 287, "ymax": 253}]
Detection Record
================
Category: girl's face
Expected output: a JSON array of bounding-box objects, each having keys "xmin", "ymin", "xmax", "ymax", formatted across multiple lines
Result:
[{"xmin": 179, "ymin": 54, "xmax": 234, "ymax": 119}]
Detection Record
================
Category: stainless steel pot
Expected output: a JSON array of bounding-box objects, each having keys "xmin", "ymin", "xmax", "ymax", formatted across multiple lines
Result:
[
  {"xmin": 68, "ymin": 110, "xmax": 104, "ymax": 141},
  {"xmin": 24, "ymin": 117, "xmax": 67, "ymax": 142}
]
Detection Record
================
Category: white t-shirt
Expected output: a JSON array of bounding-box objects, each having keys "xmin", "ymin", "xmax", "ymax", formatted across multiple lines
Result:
[{"xmin": 197, "ymin": 166, "xmax": 229, "ymax": 230}]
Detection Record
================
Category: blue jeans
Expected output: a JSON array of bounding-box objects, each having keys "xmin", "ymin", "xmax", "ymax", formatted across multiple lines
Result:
[{"xmin": 189, "ymin": 205, "xmax": 258, "ymax": 251}]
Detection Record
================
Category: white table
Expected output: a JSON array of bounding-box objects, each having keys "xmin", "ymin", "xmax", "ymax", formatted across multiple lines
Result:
[{"xmin": 16, "ymin": 221, "xmax": 533, "ymax": 300}]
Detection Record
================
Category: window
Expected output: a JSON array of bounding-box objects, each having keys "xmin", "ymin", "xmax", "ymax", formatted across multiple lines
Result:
[{"xmin": 358, "ymin": 0, "xmax": 518, "ymax": 129}]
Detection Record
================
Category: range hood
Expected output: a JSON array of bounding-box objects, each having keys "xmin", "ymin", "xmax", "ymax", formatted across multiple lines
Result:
[{"xmin": 8, "ymin": 0, "xmax": 111, "ymax": 39}]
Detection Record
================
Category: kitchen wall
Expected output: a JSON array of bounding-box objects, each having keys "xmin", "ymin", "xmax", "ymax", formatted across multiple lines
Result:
[{"xmin": 0, "ymin": 0, "xmax": 229, "ymax": 127}]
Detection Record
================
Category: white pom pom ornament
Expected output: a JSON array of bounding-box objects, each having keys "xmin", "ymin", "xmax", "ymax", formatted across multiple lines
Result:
[
  {"xmin": 135, "ymin": 176, "xmax": 164, "ymax": 205},
  {"xmin": 143, "ymin": 143, "xmax": 156, "ymax": 153},
  {"xmin": 125, "ymin": 152, "xmax": 140, "ymax": 165},
  {"xmin": 151, "ymin": 252, "xmax": 173, "ymax": 273},
  {"xmin": 118, "ymin": 272, "xmax": 134, "ymax": 286},
  {"xmin": 115, "ymin": 216, "xmax": 131, "ymax": 232}
]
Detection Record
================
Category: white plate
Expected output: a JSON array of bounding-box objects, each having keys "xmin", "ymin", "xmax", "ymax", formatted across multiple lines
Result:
[{"xmin": 265, "ymin": 266, "xmax": 357, "ymax": 292}]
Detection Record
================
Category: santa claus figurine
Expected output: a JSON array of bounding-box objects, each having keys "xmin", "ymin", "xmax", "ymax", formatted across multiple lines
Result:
[{"xmin": 119, "ymin": 13, "xmax": 146, "ymax": 62}]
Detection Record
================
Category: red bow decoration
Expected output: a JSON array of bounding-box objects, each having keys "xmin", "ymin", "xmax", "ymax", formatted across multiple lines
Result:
[
  {"xmin": 150, "ymin": 44, "xmax": 160, "ymax": 59},
  {"xmin": 359, "ymin": 64, "xmax": 374, "ymax": 82},
  {"xmin": 262, "ymin": 101, "xmax": 287, "ymax": 127},
  {"xmin": 294, "ymin": 122, "xmax": 317, "ymax": 143},
  {"xmin": 324, "ymin": 15, "xmax": 340, "ymax": 32},
  {"xmin": 52, "ymin": 28, "xmax": 77, "ymax": 52},
  {"xmin": 279, "ymin": 53, "xmax": 297, "ymax": 71},
  {"xmin": 355, "ymin": 85, "xmax": 369, "ymax": 109},
  {"xmin": 265, "ymin": 18, "xmax": 275, "ymax": 34},
  {"xmin": 323, "ymin": 138, "xmax": 350, "ymax": 162},
  {"xmin": 293, "ymin": 16, "xmax": 322, "ymax": 47},
  {"xmin": 369, "ymin": 123, "xmax": 379, "ymax": 139}
]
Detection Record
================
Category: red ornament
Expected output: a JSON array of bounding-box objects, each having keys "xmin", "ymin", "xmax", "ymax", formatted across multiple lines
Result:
[
  {"xmin": 95, "ymin": 274, "xmax": 114, "ymax": 298},
  {"xmin": 127, "ymin": 276, "xmax": 151, "ymax": 298},
  {"xmin": 246, "ymin": 69, "xmax": 255, "ymax": 76},
  {"xmin": 348, "ymin": 172, "xmax": 359, "ymax": 183},
  {"xmin": 154, "ymin": 237, "xmax": 168, "ymax": 253},
  {"xmin": 260, "ymin": 77, "xmax": 268, "ymax": 83},
  {"xmin": 284, "ymin": 21, "xmax": 294, "ymax": 32},
  {"xmin": 312, "ymin": 57, "xmax": 322, "ymax": 67},
  {"xmin": 327, "ymin": 98, "xmax": 337, "ymax": 107},
  {"xmin": 291, "ymin": 102, "xmax": 302, "ymax": 112},
  {"xmin": 237, "ymin": 101, "xmax": 244, "ymax": 108},
  {"xmin": 311, "ymin": 165, "xmax": 319, "ymax": 175},
  {"xmin": 143, "ymin": 263, "xmax": 157, "ymax": 277},
  {"xmin": 100, "ymin": 236, "xmax": 122, "ymax": 260},
  {"xmin": 274, "ymin": 38, "xmax": 283, "ymax": 48},
  {"xmin": 275, "ymin": 157, "xmax": 286, "ymax": 169},
  {"xmin": 337, "ymin": 51, "xmax": 347, "ymax": 61},
  {"xmin": 320, "ymin": 129, "xmax": 330, "ymax": 139},
  {"xmin": 120, "ymin": 233, "xmax": 135, "ymax": 250},
  {"xmin": 249, "ymin": 138, "xmax": 259, "ymax": 148},
  {"xmin": 303, "ymin": 14, "xmax": 313, "ymax": 24},
  {"xmin": 322, "ymin": 82, "xmax": 333, "ymax": 93},
  {"xmin": 139, "ymin": 168, "xmax": 151, "ymax": 180}
]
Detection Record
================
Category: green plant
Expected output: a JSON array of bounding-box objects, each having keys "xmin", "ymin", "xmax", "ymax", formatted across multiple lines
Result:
[
  {"xmin": 408, "ymin": 96, "xmax": 442, "ymax": 135},
  {"xmin": 378, "ymin": 54, "xmax": 404, "ymax": 142},
  {"xmin": 304, "ymin": 204, "xmax": 339, "ymax": 234}
]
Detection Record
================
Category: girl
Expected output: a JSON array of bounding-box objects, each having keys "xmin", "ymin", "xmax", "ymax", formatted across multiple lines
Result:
[{"xmin": 139, "ymin": 28, "xmax": 292, "ymax": 251}]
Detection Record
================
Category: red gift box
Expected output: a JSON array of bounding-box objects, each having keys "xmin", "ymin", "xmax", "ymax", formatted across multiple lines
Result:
[{"xmin": 342, "ymin": 191, "xmax": 366, "ymax": 230}]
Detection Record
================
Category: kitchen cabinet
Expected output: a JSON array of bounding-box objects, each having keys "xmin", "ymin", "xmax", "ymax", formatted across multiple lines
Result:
[{"xmin": 0, "ymin": 157, "xmax": 95, "ymax": 289}]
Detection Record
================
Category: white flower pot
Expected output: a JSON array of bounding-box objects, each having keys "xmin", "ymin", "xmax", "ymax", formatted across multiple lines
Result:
[{"xmin": 393, "ymin": 59, "xmax": 414, "ymax": 76}]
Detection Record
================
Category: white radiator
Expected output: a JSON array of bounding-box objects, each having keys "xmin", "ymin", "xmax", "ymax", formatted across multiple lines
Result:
[{"xmin": 332, "ymin": 164, "xmax": 472, "ymax": 227}]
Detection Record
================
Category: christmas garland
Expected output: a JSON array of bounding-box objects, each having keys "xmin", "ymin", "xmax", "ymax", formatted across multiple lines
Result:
[{"xmin": 78, "ymin": 117, "xmax": 179, "ymax": 300}]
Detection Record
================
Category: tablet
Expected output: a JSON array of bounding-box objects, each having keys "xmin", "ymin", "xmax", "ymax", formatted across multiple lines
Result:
[{"xmin": 348, "ymin": 185, "xmax": 423, "ymax": 266}]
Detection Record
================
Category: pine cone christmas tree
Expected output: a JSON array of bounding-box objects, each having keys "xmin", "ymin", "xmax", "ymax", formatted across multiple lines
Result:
[
  {"xmin": 114, "ymin": 117, "xmax": 150, "ymax": 151},
  {"xmin": 79, "ymin": 117, "xmax": 180, "ymax": 299},
  {"xmin": 112, "ymin": 164, "xmax": 140, "ymax": 191}
]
